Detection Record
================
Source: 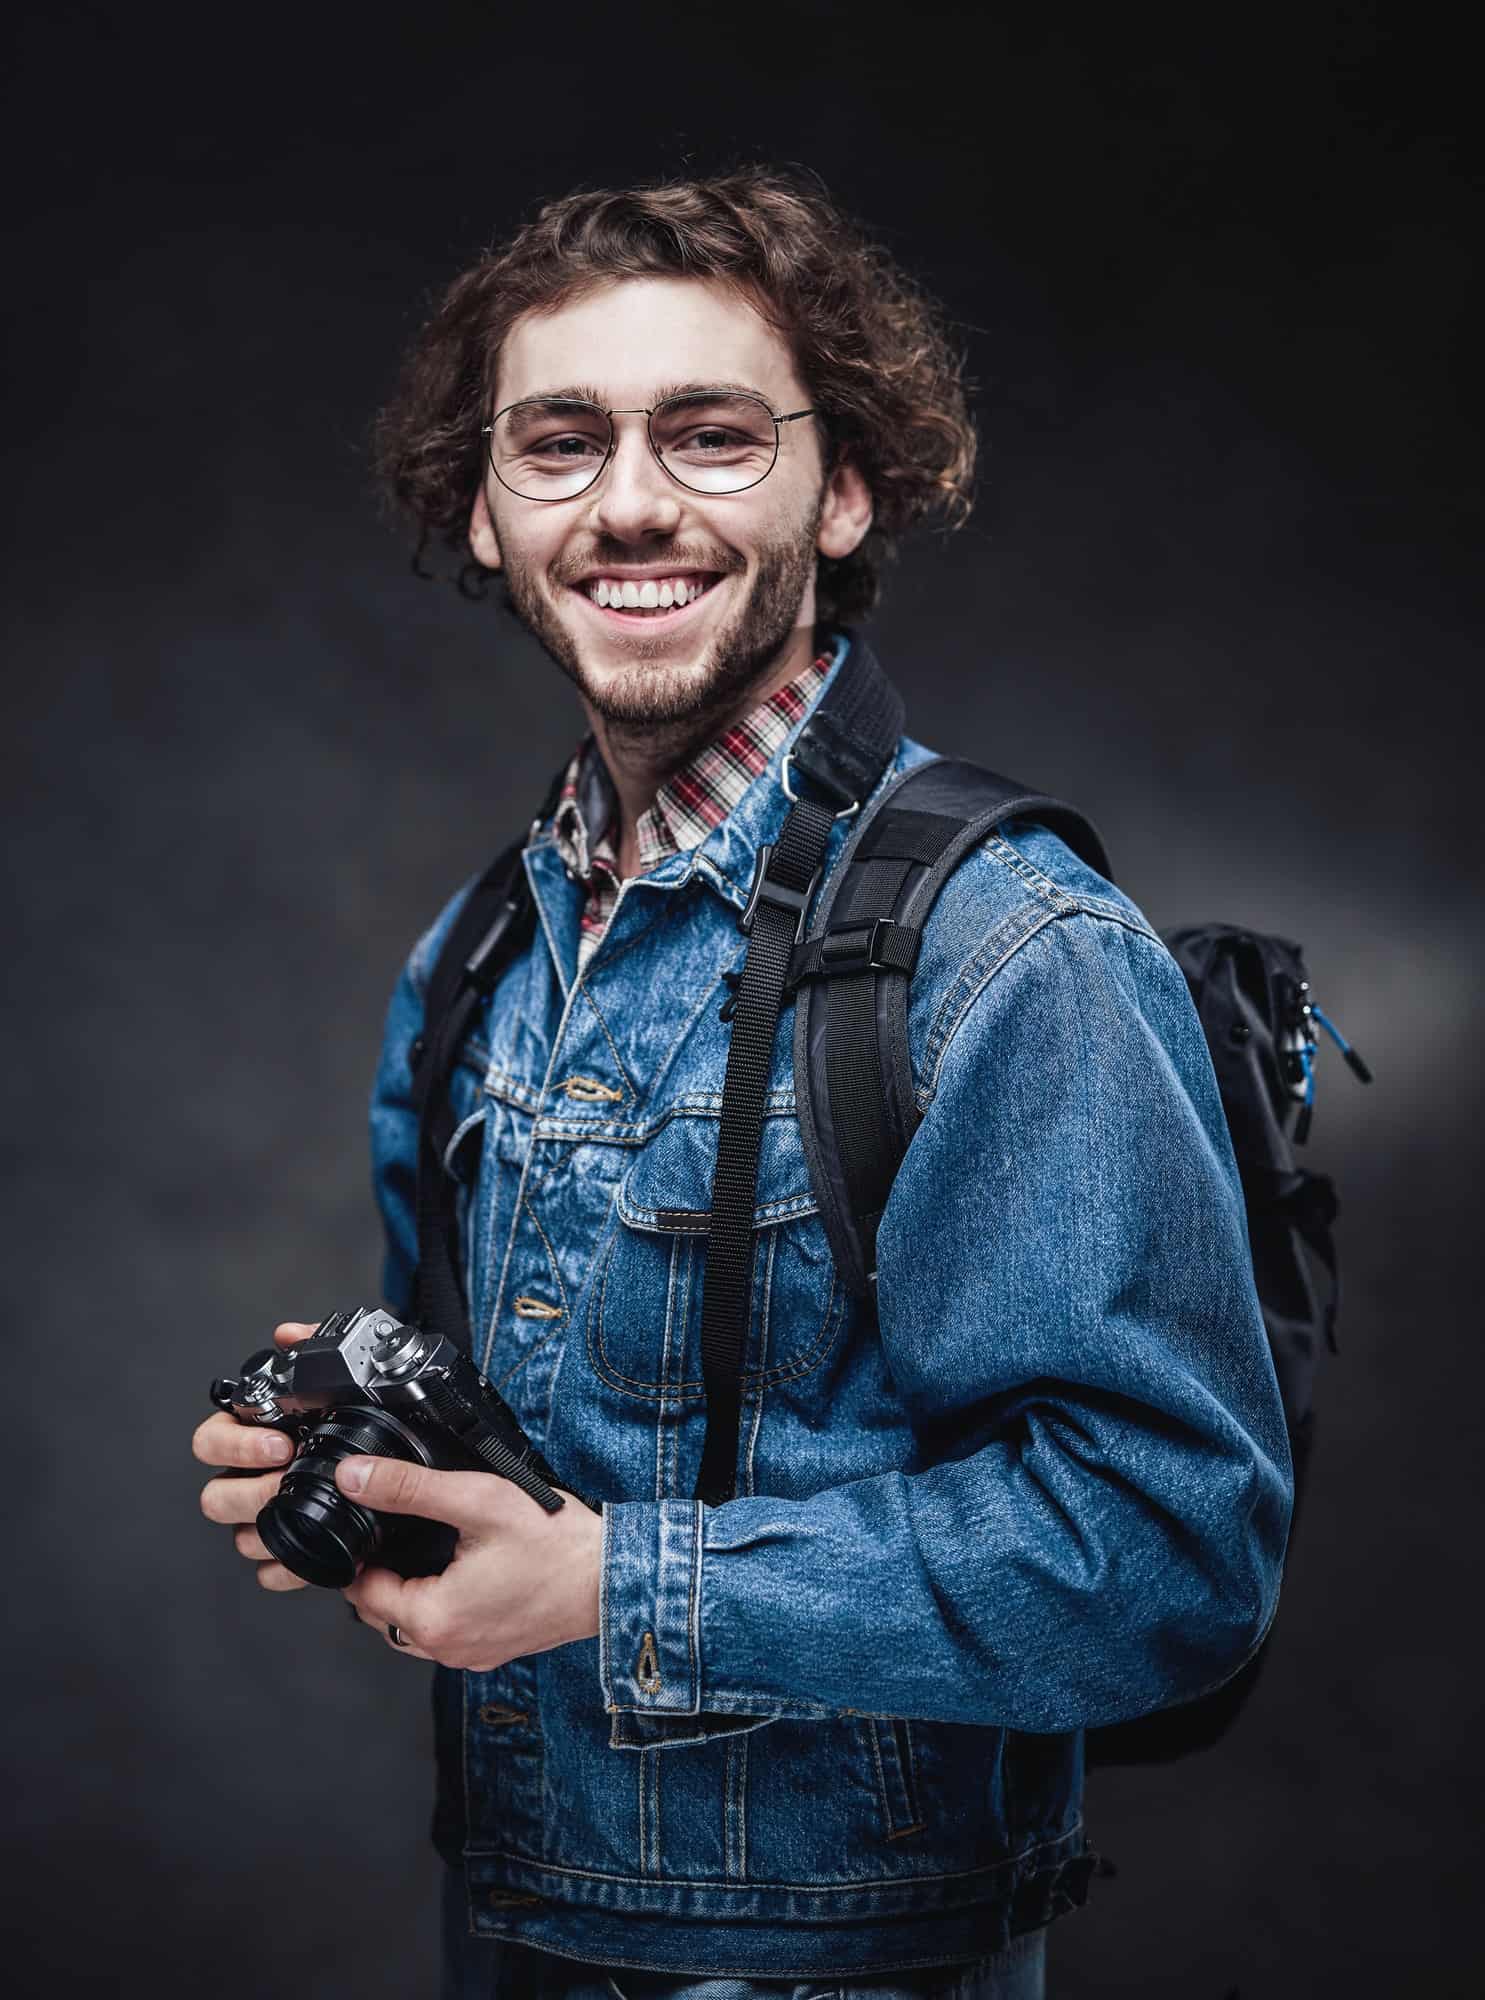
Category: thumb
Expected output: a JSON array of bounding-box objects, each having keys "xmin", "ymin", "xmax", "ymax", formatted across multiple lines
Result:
[{"xmin": 334, "ymin": 1455, "xmax": 499, "ymax": 1533}]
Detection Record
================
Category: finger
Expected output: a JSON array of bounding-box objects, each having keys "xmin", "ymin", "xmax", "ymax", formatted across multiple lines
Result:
[
  {"xmin": 255, "ymin": 1559, "xmax": 310, "ymax": 1593},
  {"xmin": 273, "ymin": 1321, "xmax": 318, "ymax": 1348},
  {"xmin": 342, "ymin": 1564, "xmax": 422, "ymax": 1629},
  {"xmin": 380, "ymin": 1625, "xmax": 432, "ymax": 1659},
  {"xmin": 200, "ymin": 1467, "xmax": 286, "ymax": 1525},
  {"xmin": 191, "ymin": 1411, "xmax": 295, "ymax": 1471},
  {"xmin": 349, "ymin": 1601, "xmax": 432, "ymax": 1659},
  {"xmin": 333, "ymin": 1456, "xmax": 501, "ymax": 1534},
  {"xmin": 233, "ymin": 1525, "xmax": 275, "ymax": 1561}
]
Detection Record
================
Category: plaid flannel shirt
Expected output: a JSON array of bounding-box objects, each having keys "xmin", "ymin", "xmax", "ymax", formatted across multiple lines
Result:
[{"xmin": 551, "ymin": 649, "xmax": 831, "ymax": 973}]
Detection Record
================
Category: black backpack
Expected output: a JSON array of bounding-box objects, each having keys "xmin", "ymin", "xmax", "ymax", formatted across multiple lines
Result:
[
  {"xmin": 775, "ymin": 752, "xmax": 1371, "ymax": 1767},
  {"xmin": 410, "ymin": 635, "xmax": 1370, "ymax": 1769}
]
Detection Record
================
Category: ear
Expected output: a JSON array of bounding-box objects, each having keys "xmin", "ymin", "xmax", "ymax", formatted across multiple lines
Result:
[
  {"xmin": 468, "ymin": 480, "xmax": 503, "ymax": 572},
  {"xmin": 815, "ymin": 451, "xmax": 873, "ymax": 562}
]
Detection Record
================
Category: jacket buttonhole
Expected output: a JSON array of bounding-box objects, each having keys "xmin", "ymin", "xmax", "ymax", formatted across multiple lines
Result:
[{"xmin": 636, "ymin": 1630, "xmax": 662, "ymax": 1693}]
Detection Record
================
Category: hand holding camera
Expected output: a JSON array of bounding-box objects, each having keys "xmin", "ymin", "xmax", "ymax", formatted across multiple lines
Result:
[
  {"xmin": 195, "ymin": 1310, "xmax": 605, "ymax": 1664},
  {"xmin": 193, "ymin": 1320, "xmax": 316, "ymax": 1593}
]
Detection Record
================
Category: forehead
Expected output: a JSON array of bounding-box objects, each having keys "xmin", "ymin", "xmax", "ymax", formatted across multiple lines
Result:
[{"xmin": 494, "ymin": 276, "xmax": 803, "ymax": 407}]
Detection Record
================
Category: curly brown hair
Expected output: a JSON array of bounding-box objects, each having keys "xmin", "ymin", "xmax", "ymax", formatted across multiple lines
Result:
[{"xmin": 370, "ymin": 163, "xmax": 977, "ymax": 625}]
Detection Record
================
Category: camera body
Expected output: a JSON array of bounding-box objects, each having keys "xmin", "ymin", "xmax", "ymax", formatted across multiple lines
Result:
[{"xmin": 210, "ymin": 1307, "xmax": 581, "ymax": 1589}]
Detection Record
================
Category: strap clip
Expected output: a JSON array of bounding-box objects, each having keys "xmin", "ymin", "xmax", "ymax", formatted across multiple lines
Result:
[{"xmin": 738, "ymin": 844, "xmax": 821, "ymax": 944}]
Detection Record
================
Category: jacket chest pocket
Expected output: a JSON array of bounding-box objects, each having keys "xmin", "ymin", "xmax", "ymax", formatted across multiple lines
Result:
[{"xmin": 584, "ymin": 1110, "xmax": 845, "ymax": 1401}]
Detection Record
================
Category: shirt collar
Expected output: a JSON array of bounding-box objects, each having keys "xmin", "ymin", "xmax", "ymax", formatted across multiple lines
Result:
[{"xmin": 551, "ymin": 633, "xmax": 846, "ymax": 889}]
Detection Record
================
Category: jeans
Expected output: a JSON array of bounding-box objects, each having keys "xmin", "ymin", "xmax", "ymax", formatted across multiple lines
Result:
[{"xmin": 440, "ymin": 1870, "xmax": 1048, "ymax": 1999}]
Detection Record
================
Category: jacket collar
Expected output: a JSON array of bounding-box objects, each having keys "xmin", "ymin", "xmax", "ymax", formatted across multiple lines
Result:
[
  {"xmin": 521, "ymin": 627, "xmax": 897, "ymax": 993},
  {"xmin": 679, "ymin": 626, "xmax": 857, "ymax": 914}
]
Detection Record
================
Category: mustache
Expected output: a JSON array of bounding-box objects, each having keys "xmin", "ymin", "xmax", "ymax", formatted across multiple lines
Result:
[{"xmin": 554, "ymin": 546, "xmax": 742, "ymax": 585}]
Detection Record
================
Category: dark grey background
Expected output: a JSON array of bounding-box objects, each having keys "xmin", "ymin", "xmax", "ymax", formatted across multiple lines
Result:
[{"xmin": 4, "ymin": 3, "xmax": 1478, "ymax": 1994}]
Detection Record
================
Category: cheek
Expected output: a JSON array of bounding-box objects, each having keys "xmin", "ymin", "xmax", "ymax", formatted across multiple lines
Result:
[{"xmin": 502, "ymin": 530, "xmax": 559, "ymax": 586}]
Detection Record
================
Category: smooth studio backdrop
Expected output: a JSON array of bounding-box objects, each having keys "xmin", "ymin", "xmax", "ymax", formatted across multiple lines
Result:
[{"xmin": 4, "ymin": 5, "xmax": 1478, "ymax": 1995}]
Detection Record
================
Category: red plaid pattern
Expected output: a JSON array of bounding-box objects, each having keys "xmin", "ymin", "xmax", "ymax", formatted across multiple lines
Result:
[{"xmin": 552, "ymin": 650, "xmax": 832, "ymax": 973}]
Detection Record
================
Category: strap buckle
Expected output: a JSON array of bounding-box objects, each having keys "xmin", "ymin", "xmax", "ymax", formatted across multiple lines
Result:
[
  {"xmin": 781, "ymin": 751, "xmax": 861, "ymax": 819},
  {"xmin": 739, "ymin": 844, "xmax": 822, "ymax": 944}
]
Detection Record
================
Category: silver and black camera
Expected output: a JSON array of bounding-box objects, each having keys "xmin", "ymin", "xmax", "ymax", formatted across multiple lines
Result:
[{"xmin": 210, "ymin": 1307, "xmax": 590, "ymax": 1589}]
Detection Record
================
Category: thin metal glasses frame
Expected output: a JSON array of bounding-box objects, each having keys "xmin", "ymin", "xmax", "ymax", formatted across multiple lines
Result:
[{"xmin": 480, "ymin": 390, "xmax": 819, "ymax": 501}]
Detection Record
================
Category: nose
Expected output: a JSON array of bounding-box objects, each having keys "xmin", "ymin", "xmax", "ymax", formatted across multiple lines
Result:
[{"xmin": 583, "ymin": 412, "xmax": 683, "ymax": 542}]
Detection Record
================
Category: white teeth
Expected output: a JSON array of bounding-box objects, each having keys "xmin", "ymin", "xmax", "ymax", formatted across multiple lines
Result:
[{"xmin": 586, "ymin": 574, "xmax": 714, "ymax": 610}]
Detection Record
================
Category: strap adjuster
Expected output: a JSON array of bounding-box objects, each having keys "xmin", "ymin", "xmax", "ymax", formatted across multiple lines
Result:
[
  {"xmin": 739, "ymin": 844, "xmax": 821, "ymax": 944},
  {"xmin": 819, "ymin": 916, "xmax": 918, "ymax": 975},
  {"xmin": 783, "ymin": 918, "xmax": 922, "ymax": 997}
]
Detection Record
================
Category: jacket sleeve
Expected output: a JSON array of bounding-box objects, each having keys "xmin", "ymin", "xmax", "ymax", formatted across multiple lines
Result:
[{"xmin": 599, "ymin": 909, "xmax": 1294, "ymax": 1733}]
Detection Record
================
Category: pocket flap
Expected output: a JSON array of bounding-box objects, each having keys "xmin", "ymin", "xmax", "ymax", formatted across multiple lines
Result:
[
  {"xmin": 608, "ymin": 1707, "xmax": 780, "ymax": 1751},
  {"xmin": 617, "ymin": 1113, "xmax": 818, "ymax": 1233}
]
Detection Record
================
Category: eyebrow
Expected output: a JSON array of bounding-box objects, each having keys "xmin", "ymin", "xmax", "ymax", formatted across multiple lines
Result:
[{"xmin": 507, "ymin": 379, "xmax": 772, "ymax": 408}]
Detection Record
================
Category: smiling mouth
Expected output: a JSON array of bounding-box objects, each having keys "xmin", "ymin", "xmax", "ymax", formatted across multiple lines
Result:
[{"xmin": 569, "ymin": 573, "xmax": 724, "ymax": 623}]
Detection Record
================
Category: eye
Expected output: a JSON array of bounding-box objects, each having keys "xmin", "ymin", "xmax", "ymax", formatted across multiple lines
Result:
[
  {"xmin": 494, "ymin": 403, "xmax": 609, "ymax": 464},
  {"xmin": 652, "ymin": 394, "xmax": 776, "ymax": 461},
  {"xmin": 529, "ymin": 434, "xmax": 605, "ymax": 461},
  {"xmin": 679, "ymin": 425, "xmax": 746, "ymax": 453}
]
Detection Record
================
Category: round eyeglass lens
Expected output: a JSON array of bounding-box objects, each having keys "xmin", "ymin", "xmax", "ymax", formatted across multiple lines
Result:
[
  {"xmin": 488, "ymin": 391, "xmax": 781, "ymax": 499},
  {"xmin": 649, "ymin": 392, "xmax": 779, "ymax": 492},
  {"xmin": 490, "ymin": 399, "xmax": 610, "ymax": 500}
]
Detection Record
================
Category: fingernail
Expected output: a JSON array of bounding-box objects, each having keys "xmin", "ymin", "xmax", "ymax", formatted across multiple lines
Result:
[
  {"xmin": 262, "ymin": 1435, "xmax": 292, "ymax": 1460},
  {"xmin": 337, "ymin": 1457, "xmax": 371, "ymax": 1494}
]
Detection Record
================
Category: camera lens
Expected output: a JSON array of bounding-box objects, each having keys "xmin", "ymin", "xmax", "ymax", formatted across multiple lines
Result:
[{"xmin": 257, "ymin": 1408, "xmax": 432, "ymax": 1588}]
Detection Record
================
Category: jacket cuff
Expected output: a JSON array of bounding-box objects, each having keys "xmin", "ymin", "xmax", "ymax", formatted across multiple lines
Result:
[{"xmin": 599, "ymin": 1499, "xmax": 703, "ymax": 1715}]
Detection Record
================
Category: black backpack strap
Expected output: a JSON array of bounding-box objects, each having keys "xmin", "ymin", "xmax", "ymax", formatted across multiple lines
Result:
[
  {"xmin": 692, "ymin": 636, "xmax": 905, "ymax": 1507},
  {"xmin": 791, "ymin": 757, "xmax": 1113, "ymax": 1300},
  {"xmin": 411, "ymin": 770, "xmax": 565, "ymax": 1355},
  {"xmin": 402, "ymin": 765, "xmax": 608, "ymax": 1516}
]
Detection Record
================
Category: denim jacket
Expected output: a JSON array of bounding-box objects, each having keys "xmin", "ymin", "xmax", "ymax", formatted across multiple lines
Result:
[{"xmin": 367, "ymin": 631, "xmax": 1293, "ymax": 1978}]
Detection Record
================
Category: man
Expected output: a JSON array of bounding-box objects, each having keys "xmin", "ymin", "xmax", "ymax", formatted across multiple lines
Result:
[{"xmin": 193, "ymin": 168, "xmax": 1292, "ymax": 1997}]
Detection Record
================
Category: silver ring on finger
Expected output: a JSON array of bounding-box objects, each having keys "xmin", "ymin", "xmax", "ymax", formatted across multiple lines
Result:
[{"xmin": 388, "ymin": 1623, "xmax": 409, "ymax": 1648}]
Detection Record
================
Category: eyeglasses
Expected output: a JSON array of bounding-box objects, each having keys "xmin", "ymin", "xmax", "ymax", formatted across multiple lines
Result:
[{"xmin": 481, "ymin": 388, "xmax": 820, "ymax": 502}]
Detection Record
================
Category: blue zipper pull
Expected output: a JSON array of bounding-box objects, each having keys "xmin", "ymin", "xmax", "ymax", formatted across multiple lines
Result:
[
  {"xmin": 1294, "ymin": 1035, "xmax": 1316, "ymax": 1145},
  {"xmin": 1309, "ymin": 1003, "xmax": 1374, "ymax": 1084}
]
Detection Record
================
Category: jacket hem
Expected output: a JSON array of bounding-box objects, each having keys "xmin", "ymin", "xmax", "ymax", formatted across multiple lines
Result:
[{"xmin": 455, "ymin": 1823, "xmax": 1096, "ymax": 1973}]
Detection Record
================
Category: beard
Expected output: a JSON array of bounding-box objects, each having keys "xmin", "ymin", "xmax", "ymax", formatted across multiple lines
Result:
[{"xmin": 494, "ymin": 491, "xmax": 827, "ymax": 754}]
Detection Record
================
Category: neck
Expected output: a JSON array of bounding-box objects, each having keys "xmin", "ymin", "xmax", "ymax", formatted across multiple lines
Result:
[{"xmin": 582, "ymin": 624, "xmax": 820, "ymax": 879}]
